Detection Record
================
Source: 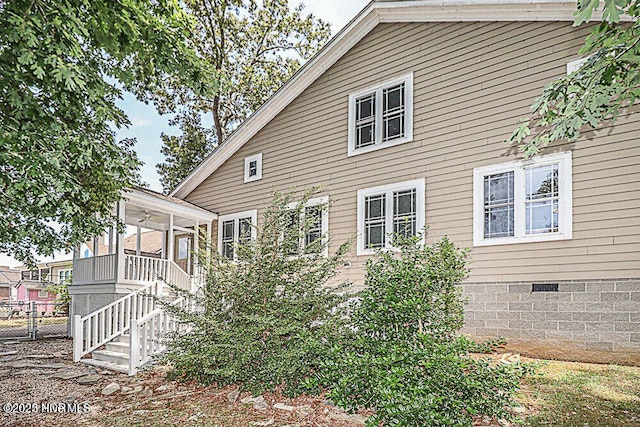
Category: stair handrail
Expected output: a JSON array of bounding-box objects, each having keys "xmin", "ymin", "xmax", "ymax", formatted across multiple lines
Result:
[
  {"xmin": 162, "ymin": 259, "xmax": 193, "ymax": 292},
  {"xmin": 73, "ymin": 282, "xmax": 160, "ymax": 362},
  {"xmin": 129, "ymin": 295, "xmax": 193, "ymax": 375}
]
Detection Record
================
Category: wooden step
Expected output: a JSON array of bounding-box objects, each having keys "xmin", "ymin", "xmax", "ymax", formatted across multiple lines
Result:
[
  {"xmin": 92, "ymin": 349, "xmax": 129, "ymax": 365},
  {"xmin": 105, "ymin": 341, "xmax": 130, "ymax": 355},
  {"xmin": 79, "ymin": 357, "xmax": 129, "ymax": 374}
]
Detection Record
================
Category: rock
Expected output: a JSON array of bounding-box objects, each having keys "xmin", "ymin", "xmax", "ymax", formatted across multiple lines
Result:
[
  {"xmin": 101, "ymin": 382, "xmax": 120, "ymax": 396},
  {"xmin": 155, "ymin": 384, "xmax": 171, "ymax": 392},
  {"xmin": 25, "ymin": 354, "xmax": 54, "ymax": 359},
  {"xmin": 510, "ymin": 406, "xmax": 526, "ymax": 414},
  {"xmin": 294, "ymin": 405, "xmax": 314, "ymax": 418},
  {"xmin": 250, "ymin": 419, "xmax": 274, "ymax": 426},
  {"xmin": 10, "ymin": 362, "xmax": 67, "ymax": 369},
  {"xmin": 122, "ymin": 385, "xmax": 144, "ymax": 395},
  {"xmin": 0, "ymin": 351, "xmax": 18, "ymax": 357},
  {"xmin": 50, "ymin": 371, "xmax": 87, "ymax": 380},
  {"xmin": 253, "ymin": 401, "xmax": 268, "ymax": 411},
  {"xmin": 139, "ymin": 387, "xmax": 153, "ymax": 398},
  {"xmin": 187, "ymin": 412, "xmax": 204, "ymax": 422},
  {"xmin": 52, "ymin": 351, "xmax": 67, "ymax": 358},
  {"xmin": 241, "ymin": 395, "xmax": 265, "ymax": 405},
  {"xmin": 77, "ymin": 374, "xmax": 102, "ymax": 385},
  {"xmin": 329, "ymin": 411, "xmax": 367, "ymax": 425},
  {"xmin": 227, "ymin": 389, "xmax": 240, "ymax": 403},
  {"xmin": 121, "ymin": 386, "xmax": 132, "ymax": 393},
  {"xmin": 500, "ymin": 353, "xmax": 521, "ymax": 365},
  {"xmin": 274, "ymin": 402, "xmax": 295, "ymax": 412},
  {"xmin": 498, "ymin": 419, "xmax": 512, "ymax": 427}
]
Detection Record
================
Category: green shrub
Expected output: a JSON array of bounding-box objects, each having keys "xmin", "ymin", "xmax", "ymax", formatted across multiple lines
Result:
[
  {"xmin": 320, "ymin": 232, "xmax": 532, "ymax": 426},
  {"xmin": 161, "ymin": 189, "xmax": 351, "ymax": 396}
]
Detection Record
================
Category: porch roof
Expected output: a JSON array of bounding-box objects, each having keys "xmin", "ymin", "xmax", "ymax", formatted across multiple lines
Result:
[{"xmin": 123, "ymin": 187, "xmax": 218, "ymax": 227}]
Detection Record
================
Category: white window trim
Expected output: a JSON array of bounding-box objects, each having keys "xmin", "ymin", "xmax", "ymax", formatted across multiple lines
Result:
[
  {"xmin": 473, "ymin": 152, "xmax": 573, "ymax": 247},
  {"xmin": 347, "ymin": 72, "xmax": 414, "ymax": 157},
  {"xmin": 244, "ymin": 153, "xmax": 263, "ymax": 183},
  {"xmin": 38, "ymin": 290, "xmax": 49, "ymax": 298},
  {"xmin": 58, "ymin": 269, "xmax": 72, "ymax": 284},
  {"xmin": 217, "ymin": 209, "xmax": 258, "ymax": 261},
  {"xmin": 286, "ymin": 196, "xmax": 330, "ymax": 258},
  {"xmin": 356, "ymin": 178, "xmax": 425, "ymax": 256}
]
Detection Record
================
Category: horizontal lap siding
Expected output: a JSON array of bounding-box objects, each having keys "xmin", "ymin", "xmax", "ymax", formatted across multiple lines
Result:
[{"xmin": 186, "ymin": 21, "xmax": 640, "ymax": 284}]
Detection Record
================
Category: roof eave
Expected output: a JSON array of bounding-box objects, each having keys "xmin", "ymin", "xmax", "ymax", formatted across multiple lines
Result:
[{"xmin": 170, "ymin": 1, "xmax": 598, "ymax": 199}]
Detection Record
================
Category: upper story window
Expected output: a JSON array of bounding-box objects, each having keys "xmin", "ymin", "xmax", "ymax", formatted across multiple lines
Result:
[
  {"xmin": 356, "ymin": 179, "xmax": 425, "ymax": 255},
  {"xmin": 348, "ymin": 73, "xmax": 414, "ymax": 156},
  {"xmin": 218, "ymin": 210, "xmax": 258, "ymax": 261},
  {"xmin": 58, "ymin": 269, "xmax": 72, "ymax": 284},
  {"xmin": 285, "ymin": 196, "xmax": 329, "ymax": 257},
  {"xmin": 244, "ymin": 153, "xmax": 263, "ymax": 183},
  {"xmin": 473, "ymin": 152, "xmax": 572, "ymax": 247}
]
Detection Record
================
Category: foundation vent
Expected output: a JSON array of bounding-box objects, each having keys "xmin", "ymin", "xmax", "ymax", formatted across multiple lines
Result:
[{"xmin": 532, "ymin": 283, "xmax": 559, "ymax": 292}]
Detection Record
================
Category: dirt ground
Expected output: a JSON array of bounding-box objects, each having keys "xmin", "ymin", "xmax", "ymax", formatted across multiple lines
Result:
[
  {"xmin": 0, "ymin": 338, "xmax": 376, "ymax": 427},
  {"xmin": 0, "ymin": 338, "xmax": 549, "ymax": 427}
]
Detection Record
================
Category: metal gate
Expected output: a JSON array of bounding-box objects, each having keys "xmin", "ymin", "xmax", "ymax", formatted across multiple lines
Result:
[{"xmin": 0, "ymin": 301, "xmax": 69, "ymax": 340}]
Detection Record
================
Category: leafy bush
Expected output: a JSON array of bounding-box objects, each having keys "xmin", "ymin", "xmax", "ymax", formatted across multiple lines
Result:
[
  {"xmin": 161, "ymin": 189, "xmax": 351, "ymax": 396},
  {"xmin": 320, "ymin": 232, "xmax": 532, "ymax": 426}
]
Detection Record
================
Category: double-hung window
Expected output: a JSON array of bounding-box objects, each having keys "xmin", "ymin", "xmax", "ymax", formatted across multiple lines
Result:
[
  {"xmin": 473, "ymin": 152, "xmax": 572, "ymax": 246},
  {"xmin": 285, "ymin": 196, "xmax": 329, "ymax": 257},
  {"xmin": 357, "ymin": 179, "xmax": 425, "ymax": 255},
  {"xmin": 348, "ymin": 73, "xmax": 413, "ymax": 156},
  {"xmin": 218, "ymin": 210, "xmax": 258, "ymax": 261}
]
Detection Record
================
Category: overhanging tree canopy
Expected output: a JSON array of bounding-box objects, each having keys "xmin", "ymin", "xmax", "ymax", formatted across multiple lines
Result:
[
  {"xmin": 0, "ymin": 0, "xmax": 214, "ymax": 264},
  {"xmin": 509, "ymin": 0, "xmax": 640, "ymax": 156}
]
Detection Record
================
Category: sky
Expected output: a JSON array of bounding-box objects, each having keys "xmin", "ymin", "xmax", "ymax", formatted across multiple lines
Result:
[
  {"xmin": 119, "ymin": 0, "xmax": 370, "ymax": 193},
  {"xmin": 0, "ymin": 0, "xmax": 369, "ymax": 268}
]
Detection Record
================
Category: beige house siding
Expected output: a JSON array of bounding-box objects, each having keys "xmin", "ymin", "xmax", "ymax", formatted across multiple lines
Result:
[{"xmin": 185, "ymin": 21, "xmax": 640, "ymax": 285}]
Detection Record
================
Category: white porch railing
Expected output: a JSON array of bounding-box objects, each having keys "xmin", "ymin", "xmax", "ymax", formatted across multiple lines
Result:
[
  {"xmin": 73, "ymin": 282, "xmax": 160, "ymax": 362},
  {"xmin": 123, "ymin": 255, "xmax": 168, "ymax": 284},
  {"xmin": 164, "ymin": 260, "xmax": 193, "ymax": 292},
  {"xmin": 129, "ymin": 296, "xmax": 197, "ymax": 375},
  {"xmin": 73, "ymin": 254, "xmax": 117, "ymax": 285}
]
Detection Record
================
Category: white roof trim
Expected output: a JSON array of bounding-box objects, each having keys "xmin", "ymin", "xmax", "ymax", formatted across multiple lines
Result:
[
  {"xmin": 170, "ymin": 1, "xmax": 594, "ymax": 199},
  {"xmin": 125, "ymin": 188, "xmax": 218, "ymax": 222}
]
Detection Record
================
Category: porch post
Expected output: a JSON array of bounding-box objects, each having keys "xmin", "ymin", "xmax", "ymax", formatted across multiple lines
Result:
[
  {"xmin": 206, "ymin": 222, "xmax": 212, "ymax": 263},
  {"xmin": 168, "ymin": 214, "xmax": 174, "ymax": 262},
  {"xmin": 107, "ymin": 227, "xmax": 114, "ymax": 255},
  {"xmin": 193, "ymin": 220, "xmax": 199, "ymax": 291},
  {"xmin": 116, "ymin": 202, "xmax": 126, "ymax": 284},
  {"xmin": 136, "ymin": 225, "xmax": 141, "ymax": 256}
]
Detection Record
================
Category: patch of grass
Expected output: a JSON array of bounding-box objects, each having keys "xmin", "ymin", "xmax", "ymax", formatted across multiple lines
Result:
[
  {"xmin": 521, "ymin": 360, "xmax": 640, "ymax": 427},
  {"xmin": 0, "ymin": 317, "xmax": 66, "ymax": 328}
]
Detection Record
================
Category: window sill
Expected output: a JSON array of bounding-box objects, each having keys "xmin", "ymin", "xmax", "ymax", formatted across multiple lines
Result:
[
  {"xmin": 473, "ymin": 231, "xmax": 572, "ymax": 247},
  {"xmin": 348, "ymin": 136, "xmax": 413, "ymax": 157}
]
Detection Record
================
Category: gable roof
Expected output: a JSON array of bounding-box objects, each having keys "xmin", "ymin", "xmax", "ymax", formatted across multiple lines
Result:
[{"xmin": 171, "ymin": 0, "xmax": 593, "ymax": 199}]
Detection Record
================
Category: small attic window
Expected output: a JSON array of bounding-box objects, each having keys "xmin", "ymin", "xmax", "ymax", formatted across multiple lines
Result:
[{"xmin": 244, "ymin": 153, "xmax": 262, "ymax": 183}]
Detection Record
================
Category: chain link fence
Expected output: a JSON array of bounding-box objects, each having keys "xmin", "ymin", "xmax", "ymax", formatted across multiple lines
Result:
[{"xmin": 0, "ymin": 301, "xmax": 69, "ymax": 340}]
